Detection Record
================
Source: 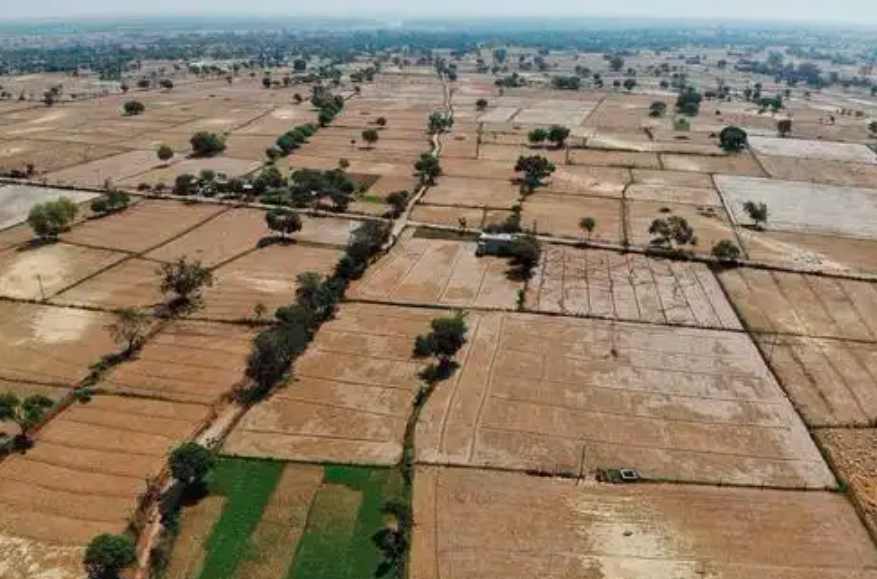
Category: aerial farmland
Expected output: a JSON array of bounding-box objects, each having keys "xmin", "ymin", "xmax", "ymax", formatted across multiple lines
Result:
[{"xmin": 3, "ymin": 16, "xmax": 877, "ymax": 579}]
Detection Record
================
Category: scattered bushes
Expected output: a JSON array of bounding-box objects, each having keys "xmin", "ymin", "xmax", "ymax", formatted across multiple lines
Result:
[{"xmin": 0, "ymin": 393, "xmax": 54, "ymax": 444}]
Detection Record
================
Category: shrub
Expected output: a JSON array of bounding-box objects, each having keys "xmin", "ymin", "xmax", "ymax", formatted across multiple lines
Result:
[
  {"xmin": 27, "ymin": 197, "xmax": 78, "ymax": 239},
  {"xmin": 83, "ymin": 533, "xmax": 136, "ymax": 579},
  {"xmin": 189, "ymin": 131, "xmax": 226, "ymax": 157},
  {"xmin": 743, "ymin": 200, "xmax": 769, "ymax": 229},
  {"xmin": 90, "ymin": 190, "xmax": 130, "ymax": 216},
  {"xmin": 122, "ymin": 100, "xmax": 145, "ymax": 116},
  {"xmin": 508, "ymin": 235, "xmax": 542, "ymax": 278},
  {"xmin": 158, "ymin": 258, "xmax": 214, "ymax": 308},
  {"xmin": 719, "ymin": 126, "xmax": 748, "ymax": 152},
  {"xmin": 711, "ymin": 240, "xmax": 742, "ymax": 261},
  {"xmin": 648, "ymin": 101, "xmax": 667, "ymax": 117},
  {"xmin": 265, "ymin": 208, "xmax": 302, "ymax": 239}
]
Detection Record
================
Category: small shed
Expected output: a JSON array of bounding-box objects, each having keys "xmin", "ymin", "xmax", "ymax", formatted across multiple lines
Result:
[{"xmin": 476, "ymin": 233, "xmax": 515, "ymax": 256}]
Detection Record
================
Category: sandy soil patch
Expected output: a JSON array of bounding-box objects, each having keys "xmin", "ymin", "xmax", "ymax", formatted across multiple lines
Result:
[
  {"xmin": 62, "ymin": 199, "xmax": 224, "ymax": 253},
  {"xmin": 716, "ymin": 175, "xmax": 877, "ymax": 239},
  {"xmin": 417, "ymin": 311, "xmax": 831, "ymax": 487},
  {"xmin": 103, "ymin": 320, "xmax": 257, "ymax": 404},
  {"xmin": 547, "ymin": 165, "xmax": 630, "ymax": 197},
  {"xmin": 719, "ymin": 268, "xmax": 877, "ymax": 341},
  {"xmin": 527, "ymin": 245, "xmax": 740, "ymax": 329},
  {"xmin": 224, "ymin": 302, "xmax": 435, "ymax": 464},
  {"xmin": 523, "ymin": 193, "xmax": 623, "ymax": 241},
  {"xmin": 198, "ymin": 243, "xmax": 342, "ymax": 320},
  {"xmin": 0, "ymin": 533, "xmax": 84, "ymax": 579},
  {"xmin": 420, "ymin": 176, "xmax": 518, "ymax": 209},
  {"xmin": 409, "ymin": 205, "xmax": 509, "ymax": 229},
  {"xmin": 412, "ymin": 467, "xmax": 874, "ymax": 579},
  {"xmin": 350, "ymin": 234, "xmax": 522, "ymax": 308},
  {"xmin": 441, "ymin": 158, "xmax": 517, "ymax": 180},
  {"xmin": 0, "ymin": 302, "xmax": 115, "ymax": 384},
  {"xmin": 0, "ymin": 242, "xmax": 126, "ymax": 300},
  {"xmin": 660, "ymin": 152, "xmax": 766, "ymax": 176}
]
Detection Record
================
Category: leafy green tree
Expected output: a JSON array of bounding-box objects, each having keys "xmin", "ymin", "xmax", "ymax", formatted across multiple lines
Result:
[
  {"xmin": 265, "ymin": 208, "xmax": 303, "ymax": 239},
  {"xmin": 648, "ymin": 216, "xmax": 698, "ymax": 250},
  {"xmin": 190, "ymin": 132, "xmax": 226, "ymax": 157},
  {"xmin": 579, "ymin": 216, "xmax": 596, "ymax": 239},
  {"xmin": 427, "ymin": 112, "xmax": 453, "ymax": 134},
  {"xmin": 414, "ymin": 153, "xmax": 442, "ymax": 185},
  {"xmin": 547, "ymin": 125, "xmax": 570, "ymax": 148},
  {"xmin": 413, "ymin": 311, "xmax": 468, "ymax": 377},
  {"xmin": 0, "ymin": 393, "xmax": 54, "ymax": 440},
  {"xmin": 362, "ymin": 128, "xmax": 380, "ymax": 148},
  {"xmin": 528, "ymin": 128, "xmax": 548, "ymax": 146},
  {"xmin": 514, "ymin": 155, "xmax": 556, "ymax": 193},
  {"xmin": 90, "ymin": 190, "xmax": 130, "ymax": 216},
  {"xmin": 711, "ymin": 240, "xmax": 742, "ymax": 261},
  {"xmin": 27, "ymin": 197, "xmax": 78, "ymax": 239},
  {"xmin": 719, "ymin": 126, "xmax": 748, "ymax": 152},
  {"xmin": 157, "ymin": 144, "xmax": 174, "ymax": 164},
  {"xmin": 83, "ymin": 534, "xmax": 136, "ymax": 579},
  {"xmin": 318, "ymin": 109, "xmax": 335, "ymax": 127},
  {"xmin": 386, "ymin": 190, "xmax": 410, "ymax": 217},
  {"xmin": 158, "ymin": 258, "xmax": 214, "ymax": 309},
  {"xmin": 169, "ymin": 442, "xmax": 215, "ymax": 485},
  {"xmin": 743, "ymin": 201, "xmax": 769, "ymax": 229},
  {"xmin": 122, "ymin": 101, "xmax": 145, "ymax": 116},
  {"xmin": 675, "ymin": 87, "xmax": 703, "ymax": 116}
]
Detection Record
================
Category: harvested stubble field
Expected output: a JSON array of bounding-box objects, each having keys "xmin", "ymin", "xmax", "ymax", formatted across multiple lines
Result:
[
  {"xmin": 630, "ymin": 168, "xmax": 716, "ymax": 188},
  {"xmin": 417, "ymin": 311, "xmax": 833, "ymax": 487},
  {"xmin": 61, "ymin": 199, "xmax": 225, "ymax": 253},
  {"xmin": 526, "ymin": 245, "xmax": 740, "ymax": 329},
  {"xmin": 626, "ymin": 201, "xmax": 737, "ymax": 253},
  {"xmin": 522, "ymin": 193, "xmax": 623, "ymax": 241},
  {"xmin": 546, "ymin": 165, "xmax": 630, "ymax": 197},
  {"xmin": 660, "ymin": 151, "xmax": 766, "ymax": 176},
  {"xmin": 409, "ymin": 205, "xmax": 511, "ymax": 229},
  {"xmin": 0, "ymin": 301, "xmax": 116, "ymax": 385},
  {"xmin": 0, "ymin": 139, "xmax": 126, "ymax": 176},
  {"xmin": 224, "ymin": 302, "xmax": 434, "ymax": 464},
  {"xmin": 0, "ymin": 184, "xmax": 98, "ymax": 229},
  {"xmin": 749, "ymin": 136, "xmax": 877, "ymax": 163},
  {"xmin": 411, "ymin": 467, "xmax": 877, "ymax": 579},
  {"xmin": 51, "ymin": 258, "xmax": 163, "ymax": 310},
  {"xmin": 0, "ymin": 242, "xmax": 127, "ymax": 300},
  {"xmin": 349, "ymin": 232, "xmax": 522, "ymax": 309},
  {"xmin": 716, "ymin": 175, "xmax": 877, "ymax": 239},
  {"xmin": 758, "ymin": 154, "xmax": 877, "ymax": 188},
  {"xmin": 102, "ymin": 320, "xmax": 257, "ymax": 405},
  {"xmin": 756, "ymin": 334, "xmax": 877, "ymax": 427},
  {"xmin": 44, "ymin": 150, "xmax": 169, "ymax": 188},
  {"xmin": 719, "ymin": 268, "xmax": 877, "ymax": 341},
  {"xmin": 420, "ymin": 176, "xmax": 519, "ymax": 209},
  {"xmin": 625, "ymin": 183, "xmax": 722, "ymax": 206},
  {"xmin": 739, "ymin": 228, "xmax": 877, "ymax": 274},
  {"xmin": 196, "ymin": 243, "xmax": 343, "ymax": 321},
  {"xmin": 568, "ymin": 149, "xmax": 661, "ymax": 169}
]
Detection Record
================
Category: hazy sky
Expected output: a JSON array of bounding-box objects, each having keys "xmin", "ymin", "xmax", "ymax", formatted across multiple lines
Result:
[{"xmin": 2, "ymin": 0, "xmax": 877, "ymax": 24}]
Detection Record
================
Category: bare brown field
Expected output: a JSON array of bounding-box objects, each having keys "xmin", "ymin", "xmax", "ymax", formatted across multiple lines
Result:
[
  {"xmin": 719, "ymin": 268, "xmax": 877, "ymax": 341},
  {"xmin": 221, "ymin": 134, "xmax": 282, "ymax": 161},
  {"xmin": 223, "ymin": 302, "xmax": 433, "ymax": 464},
  {"xmin": 0, "ymin": 394, "xmax": 209, "ymax": 545},
  {"xmin": 478, "ymin": 144, "xmax": 566, "ymax": 165},
  {"xmin": 522, "ymin": 193, "xmax": 623, "ymax": 241},
  {"xmin": 626, "ymin": 201, "xmax": 736, "ymax": 253},
  {"xmin": 0, "ymin": 242, "xmax": 127, "ymax": 300},
  {"xmin": 547, "ymin": 165, "xmax": 630, "ymax": 197},
  {"xmin": 197, "ymin": 243, "xmax": 343, "ymax": 320},
  {"xmin": 0, "ymin": 138, "xmax": 126, "ymax": 175},
  {"xmin": 660, "ymin": 152, "xmax": 766, "ymax": 175},
  {"xmin": 420, "ymin": 176, "xmax": 518, "ymax": 209},
  {"xmin": 350, "ymin": 232, "xmax": 522, "ymax": 308},
  {"xmin": 0, "ymin": 378, "xmax": 67, "ymax": 438},
  {"xmin": 631, "ymin": 168, "xmax": 716, "ymax": 188},
  {"xmin": 366, "ymin": 174, "xmax": 418, "ymax": 197},
  {"xmin": 145, "ymin": 208, "xmax": 264, "ymax": 266},
  {"xmin": 62, "ymin": 199, "xmax": 224, "ymax": 253},
  {"xmin": 568, "ymin": 149, "xmax": 661, "ymax": 169},
  {"xmin": 439, "ymin": 134, "xmax": 478, "ymax": 158},
  {"xmin": 739, "ymin": 228, "xmax": 877, "ymax": 273},
  {"xmin": 757, "ymin": 334, "xmax": 877, "ymax": 426},
  {"xmin": 758, "ymin": 154, "xmax": 877, "ymax": 188},
  {"xmin": 0, "ymin": 302, "xmax": 116, "ymax": 384},
  {"xmin": 441, "ymin": 158, "xmax": 517, "ymax": 180},
  {"xmin": 51, "ymin": 258, "xmax": 163, "ymax": 310},
  {"xmin": 103, "ymin": 320, "xmax": 257, "ymax": 404},
  {"xmin": 625, "ymin": 183, "xmax": 722, "ymax": 206},
  {"xmin": 417, "ymin": 311, "xmax": 831, "ymax": 486},
  {"xmin": 409, "ymin": 205, "xmax": 510, "ymax": 229},
  {"xmin": 412, "ymin": 467, "xmax": 876, "ymax": 579},
  {"xmin": 817, "ymin": 429, "xmax": 877, "ymax": 539},
  {"xmin": 164, "ymin": 496, "xmax": 226, "ymax": 579},
  {"xmin": 119, "ymin": 157, "xmax": 260, "ymax": 188},
  {"xmin": 0, "ymin": 224, "xmax": 32, "ymax": 251},
  {"xmin": 44, "ymin": 150, "xmax": 167, "ymax": 188},
  {"xmin": 527, "ymin": 245, "xmax": 741, "ymax": 329}
]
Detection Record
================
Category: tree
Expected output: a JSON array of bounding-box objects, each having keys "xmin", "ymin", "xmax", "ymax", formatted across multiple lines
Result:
[
  {"xmin": 476, "ymin": 98, "xmax": 488, "ymax": 111},
  {"xmin": 190, "ymin": 132, "xmax": 226, "ymax": 157},
  {"xmin": 0, "ymin": 393, "xmax": 54, "ymax": 441},
  {"xmin": 338, "ymin": 158, "xmax": 351, "ymax": 170},
  {"xmin": 362, "ymin": 128, "xmax": 380, "ymax": 148},
  {"xmin": 649, "ymin": 101, "xmax": 667, "ymax": 117},
  {"xmin": 318, "ymin": 109, "xmax": 335, "ymax": 127},
  {"xmin": 609, "ymin": 55, "xmax": 625, "ymax": 72},
  {"xmin": 413, "ymin": 311, "xmax": 468, "ymax": 376},
  {"xmin": 265, "ymin": 208, "xmax": 303, "ymax": 240},
  {"xmin": 169, "ymin": 442, "xmax": 215, "ymax": 485},
  {"xmin": 675, "ymin": 87, "xmax": 703, "ymax": 116},
  {"xmin": 158, "ymin": 258, "xmax": 214, "ymax": 309},
  {"xmin": 648, "ymin": 215, "xmax": 698, "ymax": 251},
  {"xmin": 159, "ymin": 79, "xmax": 174, "ymax": 90},
  {"xmin": 27, "ymin": 197, "xmax": 78, "ymax": 239},
  {"xmin": 157, "ymin": 144, "xmax": 174, "ymax": 164},
  {"xmin": 579, "ymin": 217, "xmax": 596, "ymax": 239},
  {"xmin": 414, "ymin": 153, "xmax": 442, "ymax": 185},
  {"xmin": 547, "ymin": 125, "xmax": 570, "ymax": 148},
  {"xmin": 91, "ymin": 190, "xmax": 130, "ymax": 216},
  {"xmin": 777, "ymin": 119, "xmax": 793, "ymax": 137},
  {"xmin": 528, "ymin": 128, "xmax": 548, "ymax": 147},
  {"xmin": 83, "ymin": 534, "xmax": 136, "ymax": 579},
  {"xmin": 508, "ymin": 235, "xmax": 542, "ymax": 279},
  {"xmin": 719, "ymin": 126, "xmax": 748, "ymax": 153},
  {"xmin": 386, "ymin": 190, "xmax": 409, "ymax": 217},
  {"xmin": 743, "ymin": 201, "xmax": 769, "ymax": 229},
  {"xmin": 869, "ymin": 120, "xmax": 877, "ymax": 135},
  {"xmin": 711, "ymin": 240, "xmax": 742, "ymax": 261},
  {"xmin": 122, "ymin": 101, "xmax": 144, "ymax": 116},
  {"xmin": 376, "ymin": 116, "xmax": 388, "ymax": 127},
  {"xmin": 514, "ymin": 155, "xmax": 555, "ymax": 193},
  {"xmin": 106, "ymin": 308, "xmax": 150, "ymax": 355},
  {"xmin": 427, "ymin": 112, "xmax": 453, "ymax": 134},
  {"xmin": 623, "ymin": 78, "xmax": 637, "ymax": 92}
]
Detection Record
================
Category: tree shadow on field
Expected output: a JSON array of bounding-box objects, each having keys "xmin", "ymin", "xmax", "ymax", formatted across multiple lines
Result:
[
  {"xmin": 15, "ymin": 236, "xmax": 59, "ymax": 253},
  {"xmin": 257, "ymin": 235, "xmax": 297, "ymax": 249}
]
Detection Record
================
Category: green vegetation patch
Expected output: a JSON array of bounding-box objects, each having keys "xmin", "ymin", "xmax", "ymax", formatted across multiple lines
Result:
[
  {"xmin": 195, "ymin": 457, "xmax": 285, "ymax": 579},
  {"xmin": 289, "ymin": 465, "xmax": 405, "ymax": 579}
]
